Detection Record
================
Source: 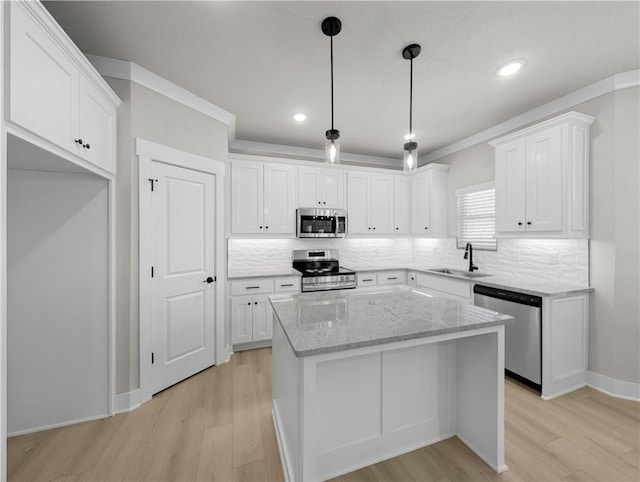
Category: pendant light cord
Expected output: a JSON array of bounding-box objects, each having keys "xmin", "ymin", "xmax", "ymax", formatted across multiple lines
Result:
[
  {"xmin": 409, "ymin": 57, "xmax": 413, "ymax": 136},
  {"xmin": 330, "ymin": 35, "xmax": 335, "ymax": 130}
]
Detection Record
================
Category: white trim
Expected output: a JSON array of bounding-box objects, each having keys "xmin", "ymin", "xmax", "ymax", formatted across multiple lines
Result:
[
  {"xmin": 422, "ymin": 69, "xmax": 640, "ymax": 163},
  {"xmin": 87, "ymin": 55, "xmax": 236, "ymax": 142},
  {"xmin": 587, "ymin": 371, "xmax": 640, "ymax": 402},
  {"xmin": 137, "ymin": 138, "xmax": 227, "ymax": 404},
  {"xmin": 230, "ymin": 139, "xmax": 401, "ymax": 169},
  {"xmin": 114, "ymin": 389, "xmax": 142, "ymax": 414},
  {"xmin": 455, "ymin": 181, "xmax": 495, "ymax": 197},
  {"xmin": 7, "ymin": 414, "xmax": 110, "ymax": 437}
]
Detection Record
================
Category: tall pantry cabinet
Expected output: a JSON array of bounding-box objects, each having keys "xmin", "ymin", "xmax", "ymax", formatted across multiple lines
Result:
[{"xmin": 2, "ymin": 0, "xmax": 120, "ymax": 442}]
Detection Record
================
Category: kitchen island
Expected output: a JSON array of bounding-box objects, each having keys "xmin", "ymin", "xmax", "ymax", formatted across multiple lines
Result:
[{"xmin": 270, "ymin": 287, "xmax": 512, "ymax": 481}]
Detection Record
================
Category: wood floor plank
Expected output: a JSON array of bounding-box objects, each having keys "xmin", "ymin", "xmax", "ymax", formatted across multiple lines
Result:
[
  {"xmin": 205, "ymin": 361, "xmax": 234, "ymax": 429},
  {"xmin": 232, "ymin": 363, "xmax": 265, "ymax": 467},
  {"xmin": 370, "ymin": 456, "xmax": 416, "ymax": 482},
  {"xmin": 232, "ymin": 459, "xmax": 269, "ymax": 482},
  {"xmin": 195, "ymin": 424, "xmax": 233, "ymax": 482}
]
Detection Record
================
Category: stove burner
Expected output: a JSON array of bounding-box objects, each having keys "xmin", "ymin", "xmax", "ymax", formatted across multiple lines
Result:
[{"xmin": 305, "ymin": 267, "xmax": 334, "ymax": 274}]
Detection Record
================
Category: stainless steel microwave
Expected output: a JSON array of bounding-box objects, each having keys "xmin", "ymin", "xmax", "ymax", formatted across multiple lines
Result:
[{"xmin": 296, "ymin": 208, "xmax": 347, "ymax": 238}]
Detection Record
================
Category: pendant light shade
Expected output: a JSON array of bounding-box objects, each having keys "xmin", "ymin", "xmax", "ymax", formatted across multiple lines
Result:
[
  {"xmin": 322, "ymin": 16, "xmax": 341, "ymax": 165},
  {"xmin": 402, "ymin": 43, "xmax": 421, "ymax": 172}
]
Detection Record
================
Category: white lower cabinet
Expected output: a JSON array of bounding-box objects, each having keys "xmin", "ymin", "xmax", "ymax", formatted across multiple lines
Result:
[
  {"xmin": 542, "ymin": 294, "xmax": 588, "ymax": 399},
  {"xmin": 377, "ymin": 270, "xmax": 406, "ymax": 285},
  {"xmin": 230, "ymin": 276, "xmax": 299, "ymax": 346},
  {"xmin": 415, "ymin": 272, "xmax": 472, "ymax": 303}
]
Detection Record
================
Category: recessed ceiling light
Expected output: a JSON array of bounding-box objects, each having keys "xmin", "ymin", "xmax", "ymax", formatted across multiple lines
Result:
[
  {"xmin": 291, "ymin": 113, "xmax": 308, "ymax": 122},
  {"xmin": 496, "ymin": 59, "xmax": 526, "ymax": 77},
  {"xmin": 404, "ymin": 132, "xmax": 416, "ymax": 141}
]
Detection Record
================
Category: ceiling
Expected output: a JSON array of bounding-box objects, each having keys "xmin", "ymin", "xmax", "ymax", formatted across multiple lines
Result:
[{"xmin": 43, "ymin": 1, "xmax": 639, "ymax": 163}]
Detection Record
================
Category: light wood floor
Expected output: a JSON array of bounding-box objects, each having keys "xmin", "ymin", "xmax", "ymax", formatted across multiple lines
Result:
[{"xmin": 8, "ymin": 347, "xmax": 640, "ymax": 482}]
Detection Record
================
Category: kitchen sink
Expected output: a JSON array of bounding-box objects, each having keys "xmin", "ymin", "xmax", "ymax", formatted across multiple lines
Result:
[{"xmin": 426, "ymin": 268, "xmax": 491, "ymax": 279}]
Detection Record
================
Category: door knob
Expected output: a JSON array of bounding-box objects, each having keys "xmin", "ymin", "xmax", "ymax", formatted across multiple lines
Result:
[{"xmin": 204, "ymin": 276, "xmax": 215, "ymax": 284}]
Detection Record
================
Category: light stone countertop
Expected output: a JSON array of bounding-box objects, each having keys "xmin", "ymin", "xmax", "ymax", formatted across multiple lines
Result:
[
  {"xmin": 269, "ymin": 286, "xmax": 512, "ymax": 357},
  {"xmin": 227, "ymin": 269, "xmax": 302, "ymax": 280}
]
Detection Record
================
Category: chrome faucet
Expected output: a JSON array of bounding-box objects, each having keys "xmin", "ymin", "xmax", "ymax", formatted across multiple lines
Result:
[{"xmin": 463, "ymin": 242, "xmax": 478, "ymax": 272}]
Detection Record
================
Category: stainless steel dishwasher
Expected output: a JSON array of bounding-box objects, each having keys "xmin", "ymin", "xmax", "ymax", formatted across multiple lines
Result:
[{"xmin": 473, "ymin": 284, "xmax": 542, "ymax": 392}]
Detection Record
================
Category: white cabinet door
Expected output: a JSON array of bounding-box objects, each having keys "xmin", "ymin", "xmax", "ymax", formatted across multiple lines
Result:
[
  {"xmin": 264, "ymin": 163, "xmax": 296, "ymax": 234},
  {"xmin": 525, "ymin": 128, "xmax": 562, "ymax": 232},
  {"xmin": 231, "ymin": 161, "xmax": 264, "ymax": 233},
  {"xmin": 252, "ymin": 294, "xmax": 273, "ymax": 342},
  {"xmin": 322, "ymin": 169, "xmax": 345, "ymax": 208},
  {"xmin": 298, "ymin": 167, "xmax": 323, "ymax": 207},
  {"xmin": 231, "ymin": 296, "xmax": 254, "ymax": 345},
  {"xmin": 9, "ymin": 2, "xmax": 79, "ymax": 153},
  {"xmin": 370, "ymin": 174, "xmax": 394, "ymax": 234},
  {"xmin": 347, "ymin": 172, "xmax": 370, "ymax": 234},
  {"xmin": 495, "ymin": 139, "xmax": 527, "ymax": 233},
  {"xmin": 78, "ymin": 76, "xmax": 116, "ymax": 174},
  {"xmin": 411, "ymin": 171, "xmax": 431, "ymax": 234},
  {"xmin": 394, "ymin": 175, "xmax": 410, "ymax": 234}
]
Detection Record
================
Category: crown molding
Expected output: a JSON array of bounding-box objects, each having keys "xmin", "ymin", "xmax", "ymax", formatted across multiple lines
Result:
[
  {"xmin": 86, "ymin": 55, "xmax": 236, "ymax": 143},
  {"xmin": 230, "ymin": 139, "xmax": 402, "ymax": 169},
  {"xmin": 421, "ymin": 69, "xmax": 640, "ymax": 163}
]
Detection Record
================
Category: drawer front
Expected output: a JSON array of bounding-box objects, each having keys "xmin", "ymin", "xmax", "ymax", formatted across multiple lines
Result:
[
  {"xmin": 377, "ymin": 270, "xmax": 406, "ymax": 285},
  {"xmin": 230, "ymin": 278, "xmax": 273, "ymax": 296},
  {"xmin": 416, "ymin": 273, "xmax": 471, "ymax": 299},
  {"xmin": 274, "ymin": 276, "xmax": 300, "ymax": 293},
  {"xmin": 357, "ymin": 273, "xmax": 377, "ymax": 287}
]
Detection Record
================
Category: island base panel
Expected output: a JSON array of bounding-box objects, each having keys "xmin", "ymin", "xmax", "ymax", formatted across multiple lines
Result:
[{"xmin": 272, "ymin": 321, "xmax": 506, "ymax": 481}]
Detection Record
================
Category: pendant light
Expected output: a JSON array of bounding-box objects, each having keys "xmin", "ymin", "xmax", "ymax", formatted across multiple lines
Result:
[
  {"xmin": 402, "ymin": 43, "xmax": 421, "ymax": 172},
  {"xmin": 322, "ymin": 16, "xmax": 341, "ymax": 165}
]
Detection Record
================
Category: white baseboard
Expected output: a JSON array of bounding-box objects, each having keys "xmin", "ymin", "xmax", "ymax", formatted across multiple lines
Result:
[
  {"xmin": 8, "ymin": 413, "xmax": 109, "ymax": 437},
  {"xmin": 114, "ymin": 388, "xmax": 142, "ymax": 414},
  {"xmin": 587, "ymin": 371, "xmax": 640, "ymax": 401}
]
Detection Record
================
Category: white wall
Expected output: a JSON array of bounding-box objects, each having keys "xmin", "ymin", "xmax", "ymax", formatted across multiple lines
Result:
[
  {"xmin": 7, "ymin": 169, "xmax": 109, "ymax": 434},
  {"xmin": 106, "ymin": 79, "xmax": 229, "ymax": 394}
]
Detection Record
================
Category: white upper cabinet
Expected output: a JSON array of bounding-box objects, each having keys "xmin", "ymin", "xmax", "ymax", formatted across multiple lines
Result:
[
  {"xmin": 393, "ymin": 175, "xmax": 411, "ymax": 234},
  {"xmin": 7, "ymin": 1, "xmax": 120, "ymax": 174},
  {"xmin": 347, "ymin": 171, "xmax": 394, "ymax": 234},
  {"xmin": 298, "ymin": 166, "xmax": 344, "ymax": 209},
  {"xmin": 410, "ymin": 164, "xmax": 449, "ymax": 236},
  {"xmin": 231, "ymin": 159, "xmax": 296, "ymax": 235},
  {"xmin": 491, "ymin": 112, "xmax": 594, "ymax": 238}
]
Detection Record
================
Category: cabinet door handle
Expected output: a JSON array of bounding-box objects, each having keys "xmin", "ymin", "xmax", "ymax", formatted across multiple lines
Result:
[
  {"xmin": 245, "ymin": 286, "xmax": 260, "ymax": 290},
  {"xmin": 280, "ymin": 283, "xmax": 294, "ymax": 287},
  {"xmin": 83, "ymin": 143, "xmax": 91, "ymax": 149},
  {"xmin": 362, "ymin": 278, "xmax": 374, "ymax": 282},
  {"xmin": 74, "ymin": 138, "xmax": 83, "ymax": 145},
  {"xmin": 387, "ymin": 277, "xmax": 398, "ymax": 280}
]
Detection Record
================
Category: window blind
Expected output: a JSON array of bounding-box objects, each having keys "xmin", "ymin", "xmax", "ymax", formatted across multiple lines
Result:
[{"xmin": 456, "ymin": 185, "xmax": 497, "ymax": 251}]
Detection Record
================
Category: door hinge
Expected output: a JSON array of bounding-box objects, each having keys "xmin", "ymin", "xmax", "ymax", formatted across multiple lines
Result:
[
  {"xmin": 151, "ymin": 352, "xmax": 155, "ymax": 364},
  {"xmin": 149, "ymin": 178, "xmax": 158, "ymax": 191},
  {"xmin": 151, "ymin": 266, "xmax": 154, "ymax": 278}
]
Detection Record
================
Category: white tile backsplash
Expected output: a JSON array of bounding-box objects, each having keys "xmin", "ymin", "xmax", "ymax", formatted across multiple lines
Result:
[
  {"xmin": 228, "ymin": 237, "xmax": 589, "ymax": 286},
  {"xmin": 413, "ymin": 238, "xmax": 589, "ymax": 285}
]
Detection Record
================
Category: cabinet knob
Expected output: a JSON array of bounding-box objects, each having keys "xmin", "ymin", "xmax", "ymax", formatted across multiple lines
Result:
[
  {"xmin": 424, "ymin": 227, "xmax": 428, "ymax": 230},
  {"xmin": 265, "ymin": 226, "xmax": 269, "ymax": 229},
  {"xmin": 395, "ymin": 227, "xmax": 399, "ymax": 230},
  {"xmin": 254, "ymin": 301, "xmax": 258, "ymax": 305},
  {"xmin": 527, "ymin": 221, "xmax": 532, "ymax": 225},
  {"xmin": 74, "ymin": 138, "xmax": 83, "ymax": 145},
  {"xmin": 318, "ymin": 201, "xmax": 321, "ymax": 205},
  {"xmin": 83, "ymin": 143, "xmax": 91, "ymax": 150},
  {"xmin": 259, "ymin": 226, "xmax": 263, "ymax": 229},
  {"xmin": 323, "ymin": 201, "xmax": 326, "ymax": 205},
  {"xmin": 247, "ymin": 302, "xmax": 251, "ymax": 306},
  {"xmin": 368, "ymin": 227, "xmax": 371, "ymax": 230},
  {"xmin": 373, "ymin": 227, "xmax": 376, "ymax": 230},
  {"xmin": 518, "ymin": 222, "xmax": 523, "ymax": 226}
]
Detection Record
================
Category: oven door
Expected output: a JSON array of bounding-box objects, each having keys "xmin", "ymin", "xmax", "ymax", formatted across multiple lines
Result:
[{"xmin": 297, "ymin": 210, "xmax": 339, "ymax": 238}]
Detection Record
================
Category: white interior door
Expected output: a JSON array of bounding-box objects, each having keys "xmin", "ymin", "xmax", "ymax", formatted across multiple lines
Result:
[{"xmin": 150, "ymin": 161, "xmax": 216, "ymax": 394}]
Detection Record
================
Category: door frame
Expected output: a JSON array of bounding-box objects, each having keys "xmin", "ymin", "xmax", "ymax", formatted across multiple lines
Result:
[{"xmin": 137, "ymin": 138, "xmax": 226, "ymax": 404}]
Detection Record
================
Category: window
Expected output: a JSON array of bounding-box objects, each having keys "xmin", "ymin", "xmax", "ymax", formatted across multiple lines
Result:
[{"xmin": 456, "ymin": 182, "xmax": 497, "ymax": 251}]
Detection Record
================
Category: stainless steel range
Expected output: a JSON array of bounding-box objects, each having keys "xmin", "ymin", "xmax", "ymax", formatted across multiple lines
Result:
[{"xmin": 292, "ymin": 249, "xmax": 356, "ymax": 292}]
